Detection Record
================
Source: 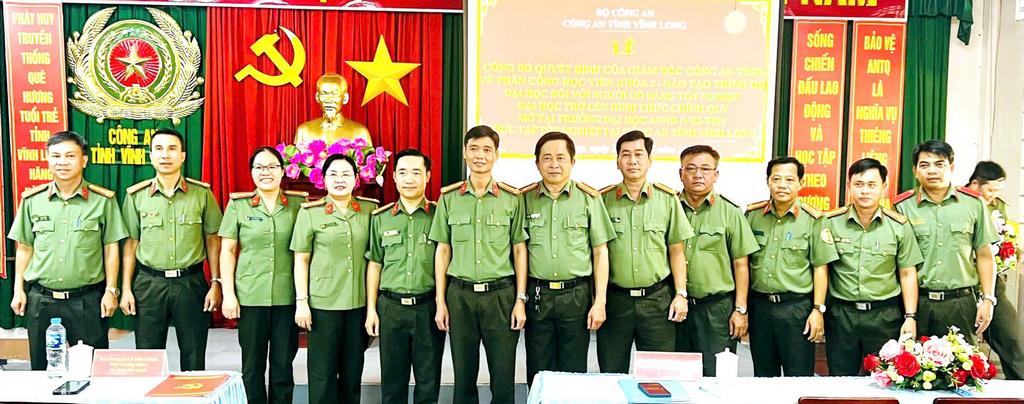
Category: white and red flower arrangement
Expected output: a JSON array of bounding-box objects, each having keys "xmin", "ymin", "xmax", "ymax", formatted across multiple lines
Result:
[{"xmin": 863, "ymin": 327, "xmax": 998, "ymax": 392}]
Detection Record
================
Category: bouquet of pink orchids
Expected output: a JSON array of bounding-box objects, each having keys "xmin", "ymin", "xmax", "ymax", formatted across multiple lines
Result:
[
  {"xmin": 276, "ymin": 138, "xmax": 390, "ymax": 190},
  {"xmin": 863, "ymin": 327, "xmax": 997, "ymax": 392}
]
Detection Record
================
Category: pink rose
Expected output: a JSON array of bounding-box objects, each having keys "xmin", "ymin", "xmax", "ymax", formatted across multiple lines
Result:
[
  {"xmin": 879, "ymin": 339, "xmax": 903, "ymax": 361},
  {"xmin": 284, "ymin": 164, "xmax": 300, "ymax": 179},
  {"xmin": 308, "ymin": 167, "xmax": 324, "ymax": 189},
  {"xmin": 871, "ymin": 371, "xmax": 892, "ymax": 388},
  {"xmin": 922, "ymin": 338, "xmax": 954, "ymax": 367}
]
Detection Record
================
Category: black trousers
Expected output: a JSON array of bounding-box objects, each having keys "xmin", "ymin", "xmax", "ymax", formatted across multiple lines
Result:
[
  {"xmin": 825, "ymin": 302, "xmax": 902, "ymax": 376},
  {"xmin": 378, "ymin": 296, "xmax": 445, "ymax": 404},
  {"xmin": 133, "ymin": 268, "xmax": 210, "ymax": 371},
  {"xmin": 596, "ymin": 285, "xmax": 676, "ymax": 373},
  {"xmin": 524, "ymin": 281, "xmax": 591, "ymax": 386},
  {"xmin": 238, "ymin": 305, "xmax": 298, "ymax": 404},
  {"xmin": 307, "ymin": 307, "xmax": 368, "ymax": 404},
  {"xmin": 748, "ymin": 294, "xmax": 816, "ymax": 377},
  {"xmin": 25, "ymin": 283, "xmax": 108, "ymax": 370},
  {"xmin": 919, "ymin": 291, "xmax": 979, "ymax": 345},
  {"xmin": 675, "ymin": 293, "xmax": 737, "ymax": 376},
  {"xmin": 985, "ymin": 274, "xmax": 1024, "ymax": 380},
  {"xmin": 446, "ymin": 281, "xmax": 519, "ymax": 404}
]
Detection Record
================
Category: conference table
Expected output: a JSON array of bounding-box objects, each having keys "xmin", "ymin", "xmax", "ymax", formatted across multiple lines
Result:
[
  {"xmin": 527, "ymin": 372, "xmax": 1024, "ymax": 404},
  {"xmin": 0, "ymin": 371, "xmax": 246, "ymax": 403}
]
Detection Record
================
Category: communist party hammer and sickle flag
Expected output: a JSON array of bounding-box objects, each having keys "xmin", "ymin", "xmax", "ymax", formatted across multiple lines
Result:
[{"xmin": 234, "ymin": 26, "xmax": 306, "ymax": 87}]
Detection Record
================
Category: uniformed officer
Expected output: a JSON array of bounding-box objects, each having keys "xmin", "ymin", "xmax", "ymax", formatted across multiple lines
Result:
[
  {"xmin": 291, "ymin": 153, "xmax": 378, "ymax": 404},
  {"xmin": 7, "ymin": 131, "xmax": 127, "ymax": 370},
  {"xmin": 745, "ymin": 157, "xmax": 838, "ymax": 377},
  {"xmin": 219, "ymin": 147, "xmax": 307, "ymax": 404},
  {"xmin": 520, "ymin": 132, "xmax": 616, "ymax": 385},
  {"xmin": 365, "ymin": 149, "xmax": 445, "ymax": 404},
  {"xmin": 894, "ymin": 141, "xmax": 998, "ymax": 344},
  {"xmin": 675, "ymin": 145, "xmax": 760, "ymax": 376},
  {"xmin": 823, "ymin": 158, "xmax": 922, "ymax": 376},
  {"xmin": 965, "ymin": 161, "xmax": 1022, "ymax": 380},
  {"xmin": 429, "ymin": 126, "xmax": 527, "ymax": 404},
  {"xmin": 120, "ymin": 128, "xmax": 223, "ymax": 371},
  {"xmin": 597, "ymin": 130, "xmax": 693, "ymax": 374}
]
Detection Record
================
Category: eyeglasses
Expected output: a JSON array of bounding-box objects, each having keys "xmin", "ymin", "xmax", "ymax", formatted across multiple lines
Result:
[
  {"xmin": 682, "ymin": 166, "xmax": 716, "ymax": 176},
  {"xmin": 252, "ymin": 165, "xmax": 282, "ymax": 172}
]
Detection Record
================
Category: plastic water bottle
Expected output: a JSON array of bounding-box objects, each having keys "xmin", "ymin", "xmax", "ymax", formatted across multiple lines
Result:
[{"xmin": 45, "ymin": 318, "xmax": 67, "ymax": 378}]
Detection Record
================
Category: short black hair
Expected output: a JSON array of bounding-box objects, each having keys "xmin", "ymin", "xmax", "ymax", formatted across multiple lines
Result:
[
  {"xmin": 393, "ymin": 148, "xmax": 431, "ymax": 172},
  {"xmin": 534, "ymin": 132, "xmax": 576, "ymax": 162},
  {"xmin": 151, "ymin": 127, "xmax": 185, "ymax": 147},
  {"xmin": 848, "ymin": 158, "xmax": 888, "ymax": 181},
  {"xmin": 766, "ymin": 156, "xmax": 805, "ymax": 180},
  {"xmin": 615, "ymin": 130, "xmax": 653, "ymax": 155},
  {"xmin": 322, "ymin": 153, "xmax": 357, "ymax": 174},
  {"xmin": 464, "ymin": 125, "xmax": 500, "ymax": 149},
  {"xmin": 679, "ymin": 145, "xmax": 720, "ymax": 165},
  {"xmin": 249, "ymin": 146, "xmax": 285, "ymax": 168},
  {"xmin": 912, "ymin": 140, "xmax": 954, "ymax": 165},
  {"xmin": 46, "ymin": 131, "xmax": 89, "ymax": 155},
  {"xmin": 968, "ymin": 161, "xmax": 1006, "ymax": 185}
]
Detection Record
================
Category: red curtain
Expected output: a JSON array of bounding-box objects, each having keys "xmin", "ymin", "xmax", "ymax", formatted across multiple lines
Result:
[{"xmin": 202, "ymin": 8, "xmax": 444, "ymax": 326}]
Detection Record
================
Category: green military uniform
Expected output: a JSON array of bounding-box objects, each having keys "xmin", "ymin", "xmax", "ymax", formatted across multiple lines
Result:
[
  {"xmin": 981, "ymin": 197, "xmax": 1023, "ymax": 379},
  {"xmin": 520, "ymin": 180, "xmax": 616, "ymax": 385},
  {"xmin": 7, "ymin": 181, "xmax": 127, "ymax": 370},
  {"xmin": 894, "ymin": 186, "xmax": 998, "ymax": 344},
  {"xmin": 822, "ymin": 206, "xmax": 923, "ymax": 376},
  {"xmin": 290, "ymin": 196, "xmax": 377, "ymax": 404},
  {"xmin": 428, "ymin": 179, "xmax": 527, "ymax": 404},
  {"xmin": 367, "ymin": 200, "xmax": 445, "ymax": 404},
  {"xmin": 122, "ymin": 177, "xmax": 222, "ymax": 371},
  {"xmin": 745, "ymin": 200, "xmax": 838, "ymax": 377},
  {"xmin": 597, "ymin": 182, "xmax": 693, "ymax": 374},
  {"xmin": 218, "ymin": 190, "xmax": 306, "ymax": 404},
  {"xmin": 677, "ymin": 192, "xmax": 760, "ymax": 376}
]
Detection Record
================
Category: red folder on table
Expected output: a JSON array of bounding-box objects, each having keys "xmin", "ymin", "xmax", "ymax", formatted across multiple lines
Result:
[{"xmin": 146, "ymin": 374, "xmax": 229, "ymax": 397}]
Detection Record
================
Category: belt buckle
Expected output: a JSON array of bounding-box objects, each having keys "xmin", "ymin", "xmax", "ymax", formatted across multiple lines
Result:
[
  {"xmin": 928, "ymin": 291, "xmax": 944, "ymax": 301},
  {"xmin": 629, "ymin": 289, "xmax": 644, "ymax": 297},
  {"xmin": 165, "ymin": 269, "xmax": 181, "ymax": 278},
  {"xmin": 473, "ymin": 283, "xmax": 487, "ymax": 292},
  {"xmin": 768, "ymin": 294, "xmax": 782, "ymax": 303},
  {"xmin": 400, "ymin": 297, "xmax": 415, "ymax": 305},
  {"xmin": 51, "ymin": 291, "xmax": 69, "ymax": 300},
  {"xmin": 855, "ymin": 302, "xmax": 871, "ymax": 311},
  {"xmin": 549, "ymin": 282, "xmax": 563, "ymax": 290}
]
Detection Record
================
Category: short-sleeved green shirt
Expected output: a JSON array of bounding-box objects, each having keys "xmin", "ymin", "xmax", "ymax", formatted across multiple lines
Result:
[
  {"xmin": 521, "ymin": 180, "xmax": 617, "ymax": 281},
  {"xmin": 218, "ymin": 190, "xmax": 306, "ymax": 306},
  {"xmin": 746, "ymin": 200, "xmax": 839, "ymax": 294},
  {"xmin": 7, "ymin": 181, "xmax": 128, "ymax": 289},
  {"xmin": 367, "ymin": 200, "xmax": 437, "ymax": 294},
  {"xmin": 290, "ymin": 197, "xmax": 377, "ymax": 310},
  {"xmin": 122, "ymin": 177, "xmax": 222, "ymax": 270},
  {"xmin": 895, "ymin": 186, "xmax": 999, "ymax": 290},
  {"xmin": 429, "ymin": 179, "xmax": 528, "ymax": 283},
  {"xmin": 681, "ymin": 192, "xmax": 760, "ymax": 298},
  {"xmin": 823, "ymin": 206, "xmax": 923, "ymax": 301},
  {"xmin": 601, "ymin": 182, "xmax": 694, "ymax": 289}
]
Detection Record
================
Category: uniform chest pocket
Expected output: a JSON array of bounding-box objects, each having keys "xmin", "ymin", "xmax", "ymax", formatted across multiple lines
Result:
[
  {"xmin": 416, "ymin": 233, "xmax": 436, "ymax": 259},
  {"xmin": 179, "ymin": 215, "xmax": 203, "ymax": 227},
  {"xmin": 835, "ymin": 241, "xmax": 855, "ymax": 255},
  {"xmin": 72, "ymin": 219, "xmax": 101, "ymax": 250},
  {"xmin": 486, "ymin": 214, "xmax": 511, "ymax": 243},
  {"xmin": 611, "ymin": 219, "xmax": 626, "ymax": 235},
  {"xmin": 911, "ymin": 223, "xmax": 932, "ymax": 243},
  {"xmin": 866, "ymin": 241, "xmax": 898, "ymax": 268},
  {"xmin": 141, "ymin": 214, "xmax": 163, "ymax": 229},
  {"xmin": 950, "ymin": 222, "xmax": 973, "ymax": 245},
  {"xmin": 449, "ymin": 214, "xmax": 472, "ymax": 243},
  {"xmin": 644, "ymin": 221, "xmax": 666, "ymax": 249},
  {"xmin": 697, "ymin": 226, "xmax": 726, "ymax": 251},
  {"xmin": 381, "ymin": 232, "xmax": 405, "ymax": 263},
  {"xmin": 526, "ymin": 217, "xmax": 545, "ymax": 245},
  {"xmin": 781, "ymin": 239, "xmax": 809, "ymax": 268},
  {"xmin": 564, "ymin": 215, "xmax": 589, "ymax": 247},
  {"xmin": 31, "ymin": 221, "xmax": 55, "ymax": 248}
]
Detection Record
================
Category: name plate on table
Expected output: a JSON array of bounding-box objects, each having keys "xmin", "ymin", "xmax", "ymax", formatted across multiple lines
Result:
[
  {"xmin": 91, "ymin": 349, "xmax": 168, "ymax": 377},
  {"xmin": 633, "ymin": 351, "xmax": 703, "ymax": 381}
]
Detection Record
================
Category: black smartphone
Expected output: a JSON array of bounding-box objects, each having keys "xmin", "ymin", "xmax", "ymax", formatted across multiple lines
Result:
[
  {"xmin": 638, "ymin": 382, "xmax": 671, "ymax": 398},
  {"xmin": 53, "ymin": 380, "xmax": 90, "ymax": 395}
]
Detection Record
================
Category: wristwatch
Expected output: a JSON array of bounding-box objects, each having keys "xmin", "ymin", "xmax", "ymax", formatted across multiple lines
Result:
[
  {"xmin": 734, "ymin": 306, "xmax": 748, "ymax": 315},
  {"xmin": 813, "ymin": 304, "xmax": 826, "ymax": 314},
  {"xmin": 904, "ymin": 312, "xmax": 917, "ymax": 320},
  {"xmin": 516, "ymin": 293, "xmax": 529, "ymax": 302},
  {"xmin": 105, "ymin": 287, "xmax": 120, "ymax": 297},
  {"xmin": 676, "ymin": 289, "xmax": 688, "ymax": 298},
  {"xmin": 982, "ymin": 295, "xmax": 998, "ymax": 306},
  {"xmin": 210, "ymin": 278, "xmax": 222, "ymax": 284}
]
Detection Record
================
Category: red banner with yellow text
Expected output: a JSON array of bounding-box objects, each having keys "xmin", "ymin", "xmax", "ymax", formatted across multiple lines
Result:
[
  {"xmin": 784, "ymin": 0, "xmax": 907, "ymax": 21},
  {"xmin": 847, "ymin": 21, "xmax": 905, "ymax": 207},
  {"xmin": 789, "ymin": 20, "xmax": 847, "ymax": 211}
]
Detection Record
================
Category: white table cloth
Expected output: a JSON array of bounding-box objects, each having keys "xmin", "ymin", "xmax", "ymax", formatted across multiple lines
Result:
[{"xmin": 0, "ymin": 371, "xmax": 246, "ymax": 403}]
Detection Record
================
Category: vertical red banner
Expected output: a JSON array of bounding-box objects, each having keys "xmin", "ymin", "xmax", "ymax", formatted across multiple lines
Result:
[
  {"xmin": 3, "ymin": 2, "xmax": 68, "ymax": 278},
  {"xmin": 847, "ymin": 22, "xmax": 906, "ymax": 207},
  {"xmin": 789, "ymin": 20, "xmax": 847, "ymax": 211}
]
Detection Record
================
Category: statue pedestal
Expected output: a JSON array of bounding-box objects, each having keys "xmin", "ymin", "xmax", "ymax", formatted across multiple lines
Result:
[{"xmin": 283, "ymin": 177, "xmax": 383, "ymax": 202}]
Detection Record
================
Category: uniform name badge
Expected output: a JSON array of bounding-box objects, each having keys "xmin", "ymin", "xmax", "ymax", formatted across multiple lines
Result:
[{"xmin": 383, "ymin": 230, "xmax": 400, "ymax": 237}]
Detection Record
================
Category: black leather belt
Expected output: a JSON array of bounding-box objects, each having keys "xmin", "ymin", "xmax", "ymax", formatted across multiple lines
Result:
[
  {"xmin": 609, "ymin": 278, "xmax": 669, "ymax": 298},
  {"xmin": 921, "ymin": 287, "xmax": 975, "ymax": 301},
  {"xmin": 832, "ymin": 296, "xmax": 899, "ymax": 311},
  {"xmin": 381, "ymin": 290, "xmax": 435, "ymax": 306},
  {"xmin": 528, "ymin": 277, "xmax": 588, "ymax": 291},
  {"xmin": 29, "ymin": 282, "xmax": 103, "ymax": 300},
  {"xmin": 448, "ymin": 276, "xmax": 514, "ymax": 293},
  {"xmin": 138, "ymin": 263, "xmax": 204, "ymax": 278},
  {"xmin": 688, "ymin": 292, "xmax": 731, "ymax": 306},
  {"xmin": 752, "ymin": 291, "xmax": 810, "ymax": 304}
]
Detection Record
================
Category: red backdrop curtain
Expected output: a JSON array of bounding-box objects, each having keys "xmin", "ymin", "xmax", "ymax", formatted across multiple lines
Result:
[{"xmin": 202, "ymin": 8, "xmax": 443, "ymax": 326}]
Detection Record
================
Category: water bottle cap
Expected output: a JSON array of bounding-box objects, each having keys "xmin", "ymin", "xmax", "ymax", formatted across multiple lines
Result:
[{"xmin": 50, "ymin": 318, "xmax": 61, "ymax": 325}]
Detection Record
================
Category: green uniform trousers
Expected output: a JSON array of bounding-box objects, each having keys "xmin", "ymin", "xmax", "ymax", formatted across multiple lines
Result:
[
  {"xmin": 748, "ymin": 293, "xmax": 816, "ymax": 377},
  {"xmin": 238, "ymin": 305, "xmax": 298, "ymax": 404},
  {"xmin": 825, "ymin": 299, "xmax": 902, "ymax": 376},
  {"xmin": 675, "ymin": 293, "xmax": 737, "ymax": 376},
  {"xmin": 985, "ymin": 274, "xmax": 1023, "ymax": 380},
  {"xmin": 26, "ymin": 283, "xmax": 108, "ymax": 370},
  {"xmin": 378, "ymin": 294, "xmax": 445, "ymax": 404},
  {"xmin": 919, "ymin": 289, "xmax": 978, "ymax": 345},
  {"xmin": 524, "ymin": 279, "xmax": 591, "ymax": 386},
  {"xmin": 446, "ymin": 278, "xmax": 520, "ymax": 404},
  {"xmin": 596, "ymin": 283, "xmax": 676, "ymax": 373},
  {"xmin": 307, "ymin": 307, "xmax": 368, "ymax": 404},
  {"xmin": 133, "ymin": 266, "xmax": 210, "ymax": 371}
]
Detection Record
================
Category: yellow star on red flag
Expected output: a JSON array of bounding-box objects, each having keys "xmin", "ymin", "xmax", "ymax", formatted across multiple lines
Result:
[{"xmin": 346, "ymin": 36, "xmax": 420, "ymax": 106}]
